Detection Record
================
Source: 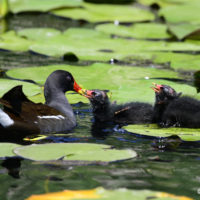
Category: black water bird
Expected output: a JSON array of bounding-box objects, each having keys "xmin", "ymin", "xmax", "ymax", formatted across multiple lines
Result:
[
  {"xmin": 0, "ymin": 70, "xmax": 90, "ymax": 140},
  {"xmin": 88, "ymin": 89, "xmax": 153, "ymax": 125},
  {"xmin": 152, "ymin": 83, "xmax": 200, "ymax": 128}
]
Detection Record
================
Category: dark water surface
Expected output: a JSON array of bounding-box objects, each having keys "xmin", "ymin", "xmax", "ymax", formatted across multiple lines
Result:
[{"xmin": 0, "ymin": 13, "xmax": 200, "ymax": 200}]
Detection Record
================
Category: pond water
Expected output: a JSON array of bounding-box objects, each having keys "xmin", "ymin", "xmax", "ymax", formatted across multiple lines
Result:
[{"xmin": 1, "ymin": 11, "xmax": 200, "ymax": 200}]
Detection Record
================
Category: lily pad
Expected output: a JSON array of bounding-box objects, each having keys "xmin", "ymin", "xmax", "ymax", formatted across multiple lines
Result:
[
  {"xmin": 52, "ymin": 2, "xmax": 155, "ymax": 23},
  {"xmin": 168, "ymin": 23, "xmax": 200, "ymax": 40},
  {"xmin": 0, "ymin": 143, "xmax": 20, "ymax": 158},
  {"xmin": 96, "ymin": 23, "xmax": 171, "ymax": 39},
  {"xmin": 5, "ymin": 63, "xmax": 185, "ymax": 103},
  {"xmin": 159, "ymin": 0, "xmax": 200, "ymax": 24},
  {"xmin": 125, "ymin": 124, "xmax": 200, "ymax": 141},
  {"xmin": 0, "ymin": 0, "xmax": 8, "ymax": 18},
  {"xmin": 17, "ymin": 28, "xmax": 61, "ymax": 41},
  {"xmin": 0, "ymin": 31, "xmax": 33, "ymax": 52},
  {"xmin": 26, "ymin": 187, "xmax": 193, "ymax": 200},
  {"xmin": 126, "ymin": 51, "xmax": 200, "ymax": 71},
  {"xmin": 14, "ymin": 143, "xmax": 137, "ymax": 162},
  {"xmin": 15, "ymin": 28, "xmax": 200, "ymax": 61},
  {"xmin": 0, "ymin": 79, "xmax": 41, "ymax": 97},
  {"xmin": 9, "ymin": 0, "xmax": 83, "ymax": 13}
]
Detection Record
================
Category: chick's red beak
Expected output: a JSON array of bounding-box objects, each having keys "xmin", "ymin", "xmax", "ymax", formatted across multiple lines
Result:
[
  {"xmin": 151, "ymin": 83, "xmax": 163, "ymax": 93},
  {"xmin": 73, "ymin": 81, "xmax": 93, "ymax": 98}
]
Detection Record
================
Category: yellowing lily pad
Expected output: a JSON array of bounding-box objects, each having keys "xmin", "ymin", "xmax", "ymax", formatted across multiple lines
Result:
[
  {"xmin": 52, "ymin": 2, "xmax": 155, "ymax": 23},
  {"xmin": 14, "ymin": 143, "xmax": 137, "ymax": 162},
  {"xmin": 0, "ymin": 143, "xmax": 20, "ymax": 157},
  {"xmin": 26, "ymin": 187, "xmax": 193, "ymax": 200},
  {"xmin": 124, "ymin": 124, "xmax": 200, "ymax": 141}
]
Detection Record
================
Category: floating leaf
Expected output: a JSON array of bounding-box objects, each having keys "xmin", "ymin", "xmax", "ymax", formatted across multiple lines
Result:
[
  {"xmin": 52, "ymin": 2, "xmax": 155, "ymax": 23},
  {"xmin": 0, "ymin": 143, "xmax": 20, "ymax": 157},
  {"xmin": 126, "ymin": 51, "xmax": 200, "ymax": 71},
  {"xmin": 0, "ymin": 0, "xmax": 8, "ymax": 18},
  {"xmin": 5, "ymin": 63, "xmax": 184, "ymax": 103},
  {"xmin": 0, "ymin": 31, "xmax": 33, "ymax": 52},
  {"xmin": 168, "ymin": 23, "xmax": 200, "ymax": 40},
  {"xmin": 124, "ymin": 124, "xmax": 200, "ymax": 141},
  {"xmin": 96, "ymin": 23, "xmax": 171, "ymax": 39},
  {"xmin": 14, "ymin": 143, "xmax": 137, "ymax": 162},
  {"xmin": 0, "ymin": 79, "xmax": 41, "ymax": 97},
  {"xmin": 17, "ymin": 28, "xmax": 61, "ymax": 41},
  {"xmin": 26, "ymin": 187, "xmax": 193, "ymax": 200},
  {"xmin": 9, "ymin": 0, "xmax": 83, "ymax": 13},
  {"xmin": 159, "ymin": 0, "xmax": 200, "ymax": 24}
]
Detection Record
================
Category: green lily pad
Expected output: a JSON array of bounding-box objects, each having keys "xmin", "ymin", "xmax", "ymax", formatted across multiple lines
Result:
[
  {"xmin": 0, "ymin": 31, "xmax": 32, "ymax": 52},
  {"xmin": 0, "ymin": 0, "xmax": 8, "ymax": 18},
  {"xmin": 14, "ymin": 27, "xmax": 200, "ymax": 61},
  {"xmin": 0, "ymin": 79, "xmax": 41, "ymax": 97},
  {"xmin": 168, "ymin": 23, "xmax": 200, "ymax": 40},
  {"xmin": 126, "ymin": 51, "xmax": 200, "ymax": 71},
  {"xmin": 159, "ymin": 0, "xmax": 200, "ymax": 24},
  {"xmin": 9, "ymin": 0, "xmax": 83, "ymax": 13},
  {"xmin": 6, "ymin": 63, "xmax": 186, "ymax": 103},
  {"xmin": 124, "ymin": 124, "xmax": 200, "ymax": 141},
  {"xmin": 14, "ymin": 143, "xmax": 136, "ymax": 162},
  {"xmin": 26, "ymin": 187, "xmax": 194, "ymax": 200},
  {"xmin": 139, "ymin": 0, "xmax": 189, "ymax": 8},
  {"xmin": 52, "ymin": 2, "xmax": 155, "ymax": 23},
  {"xmin": 0, "ymin": 143, "xmax": 20, "ymax": 158},
  {"xmin": 17, "ymin": 28, "xmax": 61, "ymax": 41},
  {"xmin": 96, "ymin": 23, "xmax": 171, "ymax": 39}
]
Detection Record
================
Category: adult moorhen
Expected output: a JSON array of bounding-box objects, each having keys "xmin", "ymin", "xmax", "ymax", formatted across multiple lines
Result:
[
  {"xmin": 152, "ymin": 83, "xmax": 200, "ymax": 128},
  {"xmin": 0, "ymin": 70, "xmax": 91, "ymax": 140},
  {"xmin": 88, "ymin": 89, "xmax": 153, "ymax": 125}
]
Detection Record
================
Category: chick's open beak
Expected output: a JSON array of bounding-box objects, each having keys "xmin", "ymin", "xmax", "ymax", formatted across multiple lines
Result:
[
  {"xmin": 151, "ymin": 83, "xmax": 162, "ymax": 93},
  {"xmin": 73, "ymin": 81, "xmax": 93, "ymax": 98}
]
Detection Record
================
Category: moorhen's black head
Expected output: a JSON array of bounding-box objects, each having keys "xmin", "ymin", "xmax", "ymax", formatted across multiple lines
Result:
[
  {"xmin": 152, "ymin": 83, "xmax": 182, "ymax": 104},
  {"xmin": 44, "ymin": 70, "xmax": 90, "ymax": 104},
  {"xmin": 87, "ymin": 89, "xmax": 110, "ymax": 106}
]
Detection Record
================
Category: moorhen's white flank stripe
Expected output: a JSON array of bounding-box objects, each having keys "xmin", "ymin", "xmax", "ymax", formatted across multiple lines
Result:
[
  {"xmin": 37, "ymin": 115, "xmax": 65, "ymax": 120},
  {"xmin": 0, "ymin": 109, "xmax": 14, "ymax": 127}
]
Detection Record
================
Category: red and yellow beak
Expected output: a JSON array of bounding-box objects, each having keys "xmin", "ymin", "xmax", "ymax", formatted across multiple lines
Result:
[
  {"xmin": 151, "ymin": 83, "xmax": 163, "ymax": 93},
  {"xmin": 73, "ymin": 81, "xmax": 93, "ymax": 98}
]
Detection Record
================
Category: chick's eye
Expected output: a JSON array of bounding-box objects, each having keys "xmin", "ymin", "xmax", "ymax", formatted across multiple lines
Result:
[{"xmin": 92, "ymin": 91, "xmax": 97, "ymax": 96}]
